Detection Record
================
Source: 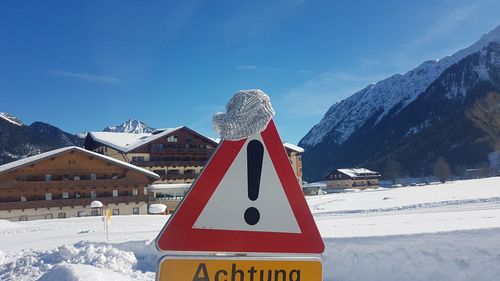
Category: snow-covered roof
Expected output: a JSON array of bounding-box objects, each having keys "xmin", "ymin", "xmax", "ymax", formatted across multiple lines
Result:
[
  {"xmin": 283, "ymin": 142, "xmax": 304, "ymax": 153},
  {"xmin": 0, "ymin": 146, "xmax": 160, "ymax": 180},
  {"xmin": 88, "ymin": 126, "xmax": 218, "ymax": 153},
  {"xmin": 337, "ymin": 168, "xmax": 380, "ymax": 178},
  {"xmin": 88, "ymin": 127, "xmax": 182, "ymax": 152}
]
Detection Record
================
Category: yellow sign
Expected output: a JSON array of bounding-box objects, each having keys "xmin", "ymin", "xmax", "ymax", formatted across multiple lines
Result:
[{"xmin": 157, "ymin": 256, "xmax": 322, "ymax": 281}]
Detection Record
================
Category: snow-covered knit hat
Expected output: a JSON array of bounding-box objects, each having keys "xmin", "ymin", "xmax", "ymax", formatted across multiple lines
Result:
[{"xmin": 213, "ymin": 89, "xmax": 275, "ymax": 140}]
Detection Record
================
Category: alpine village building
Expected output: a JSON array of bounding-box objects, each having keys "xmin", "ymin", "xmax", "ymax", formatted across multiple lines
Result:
[
  {"xmin": 325, "ymin": 168, "xmax": 381, "ymax": 191},
  {"xmin": 0, "ymin": 146, "xmax": 160, "ymax": 221},
  {"xmin": 83, "ymin": 127, "xmax": 218, "ymax": 185},
  {"xmin": 84, "ymin": 127, "xmax": 305, "ymax": 213}
]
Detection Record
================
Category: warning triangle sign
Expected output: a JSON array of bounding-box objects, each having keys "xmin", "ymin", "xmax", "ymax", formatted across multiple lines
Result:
[{"xmin": 155, "ymin": 120, "xmax": 324, "ymax": 254}]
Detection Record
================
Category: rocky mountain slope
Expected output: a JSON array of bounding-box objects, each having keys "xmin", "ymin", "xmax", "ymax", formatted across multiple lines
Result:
[
  {"xmin": 0, "ymin": 114, "xmax": 83, "ymax": 165},
  {"xmin": 103, "ymin": 118, "xmax": 155, "ymax": 134}
]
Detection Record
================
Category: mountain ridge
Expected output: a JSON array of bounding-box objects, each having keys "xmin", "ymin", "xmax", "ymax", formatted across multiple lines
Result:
[
  {"xmin": 300, "ymin": 25, "xmax": 500, "ymax": 147},
  {"xmin": 299, "ymin": 26, "xmax": 500, "ymax": 181}
]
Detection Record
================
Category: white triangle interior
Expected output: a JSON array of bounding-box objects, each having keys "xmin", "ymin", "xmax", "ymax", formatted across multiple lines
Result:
[{"xmin": 193, "ymin": 134, "xmax": 301, "ymax": 233}]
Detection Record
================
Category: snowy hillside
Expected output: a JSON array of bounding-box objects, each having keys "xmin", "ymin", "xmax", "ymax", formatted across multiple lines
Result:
[
  {"xmin": 1, "ymin": 177, "xmax": 500, "ymax": 281},
  {"xmin": 103, "ymin": 118, "xmax": 155, "ymax": 134},
  {"xmin": 301, "ymin": 25, "xmax": 500, "ymax": 147}
]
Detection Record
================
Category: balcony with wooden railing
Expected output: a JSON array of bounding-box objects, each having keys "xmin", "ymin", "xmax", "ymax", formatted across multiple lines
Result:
[
  {"xmin": 12, "ymin": 178, "xmax": 146, "ymax": 189},
  {"xmin": 0, "ymin": 195, "xmax": 149, "ymax": 211},
  {"xmin": 130, "ymin": 160, "xmax": 205, "ymax": 167}
]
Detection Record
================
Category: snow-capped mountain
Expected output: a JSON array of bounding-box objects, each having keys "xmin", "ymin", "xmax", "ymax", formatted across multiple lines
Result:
[
  {"xmin": 299, "ymin": 25, "xmax": 500, "ymax": 181},
  {"xmin": 103, "ymin": 118, "xmax": 155, "ymax": 134},
  {"xmin": 0, "ymin": 112, "xmax": 24, "ymax": 126},
  {"xmin": 301, "ymin": 25, "xmax": 500, "ymax": 147}
]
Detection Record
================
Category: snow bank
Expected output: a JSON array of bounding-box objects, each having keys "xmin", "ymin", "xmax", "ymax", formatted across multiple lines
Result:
[
  {"xmin": 37, "ymin": 264, "xmax": 135, "ymax": 281},
  {"xmin": 0, "ymin": 219, "xmax": 25, "ymax": 230},
  {"xmin": 0, "ymin": 241, "xmax": 158, "ymax": 281},
  {"xmin": 324, "ymin": 228, "xmax": 500, "ymax": 281}
]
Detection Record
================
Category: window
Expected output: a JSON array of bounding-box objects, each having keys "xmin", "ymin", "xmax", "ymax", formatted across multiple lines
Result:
[
  {"xmin": 112, "ymin": 173, "xmax": 118, "ymax": 179},
  {"xmin": 167, "ymin": 169, "xmax": 180, "ymax": 175},
  {"xmin": 132, "ymin": 156, "xmax": 145, "ymax": 162},
  {"xmin": 62, "ymin": 192, "xmax": 69, "ymax": 199},
  {"xmin": 112, "ymin": 190, "xmax": 118, "ymax": 197},
  {"xmin": 63, "ymin": 175, "xmax": 69, "ymax": 181},
  {"xmin": 90, "ymin": 191, "xmax": 97, "ymax": 198},
  {"xmin": 90, "ymin": 173, "xmax": 96, "ymax": 180},
  {"xmin": 132, "ymin": 188, "xmax": 138, "ymax": 196},
  {"xmin": 45, "ymin": 193, "xmax": 52, "ymax": 200},
  {"xmin": 167, "ymin": 135, "xmax": 178, "ymax": 142},
  {"xmin": 45, "ymin": 214, "xmax": 53, "ymax": 219},
  {"xmin": 58, "ymin": 212, "xmax": 66, "ymax": 219},
  {"xmin": 45, "ymin": 174, "xmax": 52, "ymax": 181},
  {"xmin": 153, "ymin": 169, "xmax": 166, "ymax": 175},
  {"xmin": 75, "ymin": 192, "xmax": 81, "ymax": 198},
  {"xmin": 20, "ymin": 195, "xmax": 27, "ymax": 202},
  {"xmin": 133, "ymin": 207, "xmax": 139, "ymax": 215},
  {"xmin": 74, "ymin": 176, "xmax": 80, "ymax": 181},
  {"xmin": 112, "ymin": 209, "xmax": 119, "ymax": 215},
  {"xmin": 19, "ymin": 216, "xmax": 28, "ymax": 221}
]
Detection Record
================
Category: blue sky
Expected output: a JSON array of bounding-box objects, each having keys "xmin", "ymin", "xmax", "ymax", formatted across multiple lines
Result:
[{"xmin": 1, "ymin": 0, "xmax": 499, "ymax": 144}]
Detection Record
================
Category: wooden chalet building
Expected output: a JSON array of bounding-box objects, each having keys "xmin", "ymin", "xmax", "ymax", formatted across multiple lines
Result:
[
  {"xmin": 0, "ymin": 146, "xmax": 160, "ymax": 221},
  {"xmin": 84, "ymin": 127, "xmax": 218, "ymax": 184},
  {"xmin": 325, "ymin": 168, "xmax": 380, "ymax": 191},
  {"xmin": 84, "ymin": 127, "xmax": 305, "ymax": 186}
]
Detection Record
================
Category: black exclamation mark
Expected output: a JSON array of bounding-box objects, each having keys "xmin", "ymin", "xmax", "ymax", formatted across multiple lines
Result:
[{"xmin": 244, "ymin": 140, "xmax": 264, "ymax": 225}]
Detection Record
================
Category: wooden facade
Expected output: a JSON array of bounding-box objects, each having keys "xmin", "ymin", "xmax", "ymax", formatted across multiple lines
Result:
[
  {"xmin": 85, "ymin": 127, "xmax": 305, "ymax": 188},
  {"xmin": 0, "ymin": 147, "xmax": 159, "ymax": 221}
]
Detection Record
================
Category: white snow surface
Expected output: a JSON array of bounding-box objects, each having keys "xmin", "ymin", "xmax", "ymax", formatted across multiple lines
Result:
[
  {"xmin": 1, "ymin": 177, "xmax": 500, "ymax": 281},
  {"xmin": 301, "ymin": 25, "xmax": 500, "ymax": 146}
]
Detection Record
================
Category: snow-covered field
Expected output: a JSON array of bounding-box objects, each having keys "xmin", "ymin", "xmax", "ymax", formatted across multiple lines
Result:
[{"xmin": 1, "ymin": 177, "xmax": 500, "ymax": 280}]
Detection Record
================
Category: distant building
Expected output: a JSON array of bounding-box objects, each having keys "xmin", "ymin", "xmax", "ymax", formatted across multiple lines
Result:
[
  {"xmin": 283, "ymin": 142, "xmax": 304, "ymax": 184},
  {"xmin": 84, "ymin": 127, "xmax": 218, "ymax": 184},
  {"xmin": 325, "ymin": 168, "xmax": 380, "ymax": 191},
  {"xmin": 0, "ymin": 146, "xmax": 160, "ymax": 221}
]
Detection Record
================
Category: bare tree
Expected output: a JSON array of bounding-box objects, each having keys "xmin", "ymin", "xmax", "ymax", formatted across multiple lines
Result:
[
  {"xmin": 384, "ymin": 159, "xmax": 401, "ymax": 184},
  {"xmin": 434, "ymin": 157, "xmax": 451, "ymax": 183}
]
